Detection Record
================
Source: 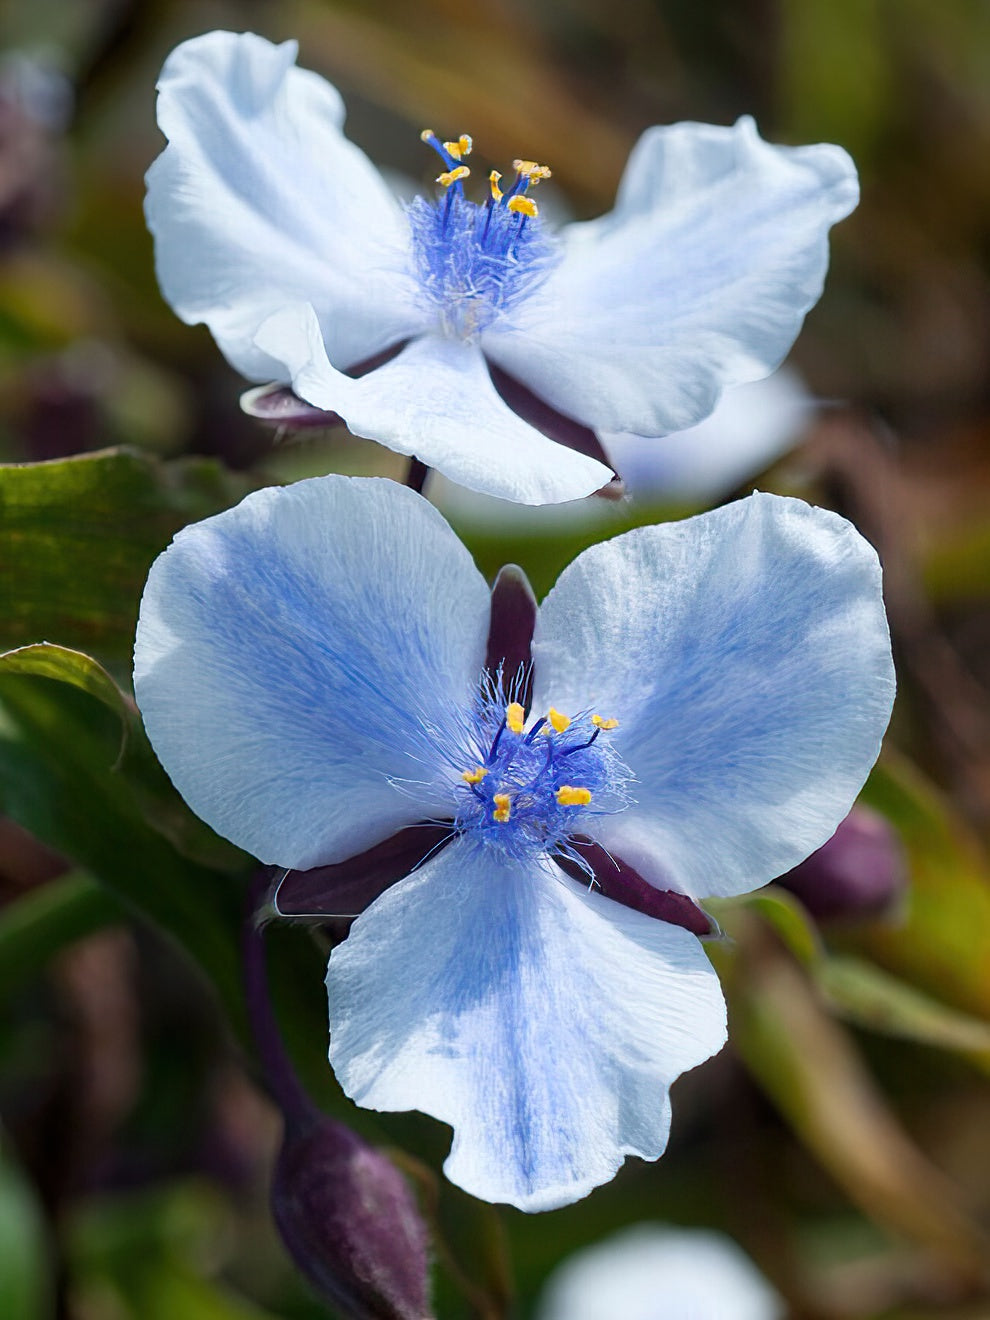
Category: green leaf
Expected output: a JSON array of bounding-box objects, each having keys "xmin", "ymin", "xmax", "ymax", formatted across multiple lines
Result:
[
  {"xmin": 0, "ymin": 1145, "xmax": 50, "ymax": 1320},
  {"xmin": 819, "ymin": 954, "xmax": 990, "ymax": 1073},
  {"xmin": 0, "ymin": 642, "xmax": 133, "ymax": 758},
  {"xmin": 0, "ymin": 870, "xmax": 123, "ymax": 1002},
  {"xmin": 0, "ymin": 447, "xmax": 253, "ymax": 674},
  {"xmin": 712, "ymin": 887, "xmax": 823, "ymax": 968}
]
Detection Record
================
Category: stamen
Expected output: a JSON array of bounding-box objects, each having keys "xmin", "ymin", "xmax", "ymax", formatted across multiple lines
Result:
[
  {"xmin": 493, "ymin": 793, "xmax": 512, "ymax": 822},
  {"xmin": 505, "ymin": 702, "xmax": 526, "ymax": 735},
  {"xmin": 462, "ymin": 766, "xmax": 488, "ymax": 784},
  {"xmin": 444, "ymin": 134, "xmax": 473, "ymax": 159},
  {"xmin": 507, "ymin": 195, "xmax": 538, "ymax": 218},
  {"xmin": 436, "ymin": 165, "xmax": 471, "ymax": 188},
  {"xmin": 488, "ymin": 170, "xmax": 503, "ymax": 202},
  {"xmin": 512, "ymin": 159, "xmax": 551, "ymax": 182},
  {"xmin": 548, "ymin": 707, "xmax": 571, "ymax": 733},
  {"xmin": 557, "ymin": 786, "xmax": 592, "ymax": 806},
  {"xmin": 592, "ymin": 715, "xmax": 619, "ymax": 730}
]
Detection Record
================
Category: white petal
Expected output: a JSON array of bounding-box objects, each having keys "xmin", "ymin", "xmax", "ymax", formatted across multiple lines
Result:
[
  {"xmin": 134, "ymin": 476, "xmax": 490, "ymax": 870},
  {"xmin": 253, "ymin": 304, "xmax": 614, "ymax": 504},
  {"xmin": 485, "ymin": 117, "xmax": 857, "ymax": 436},
  {"xmin": 538, "ymin": 1225, "xmax": 783, "ymax": 1320},
  {"xmin": 145, "ymin": 31, "xmax": 424, "ymax": 380},
  {"xmin": 327, "ymin": 837, "xmax": 726, "ymax": 1211},
  {"xmin": 530, "ymin": 493, "xmax": 894, "ymax": 900},
  {"xmin": 601, "ymin": 368, "xmax": 813, "ymax": 503}
]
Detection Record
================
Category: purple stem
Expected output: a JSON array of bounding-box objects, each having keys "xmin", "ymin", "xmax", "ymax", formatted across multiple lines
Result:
[{"xmin": 243, "ymin": 872, "xmax": 318, "ymax": 1127}]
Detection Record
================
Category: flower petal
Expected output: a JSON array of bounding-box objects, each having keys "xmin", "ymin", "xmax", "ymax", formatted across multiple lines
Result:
[
  {"xmin": 601, "ymin": 368, "xmax": 813, "ymax": 503},
  {"xmin": 484, "ymin": 117, "xmax": 857, "ymax": 436},
  {"xmin": 537, "ymin": 1225, "xmax": 783, "ymax": 1320},
  {"xmin": 530, "ymin": 493, "xmax": 895, "ymax": 900},
  {"xmin": 145, "ymin": 31, "xmax": 424, "ymax": 381},
  {"xmin": 327, "ymin": 836, "xmax": 726, "ymax": 1211},
  {"xmin": 134, "ymin": 476, "xmax": 491, "ymax": 870},
  {"xmin": 252, "ymin": 303, "xmax": 614, "ymax": 504}
]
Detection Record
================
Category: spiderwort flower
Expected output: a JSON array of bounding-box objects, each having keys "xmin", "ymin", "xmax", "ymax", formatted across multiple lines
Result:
[
  {"xmin": 145, "ymin": 30, "xmax": 859, "ymax": 505},
  {"xmin": 133, "ymin": 477, "xmax": 894, "ymax": 1210},
  {"xmin": 537, "ymin": 1224, "xmax": 783, "ymax": 1320}
]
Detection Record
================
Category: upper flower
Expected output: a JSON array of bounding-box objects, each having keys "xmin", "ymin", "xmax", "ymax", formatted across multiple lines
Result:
[
  {"xmin": 145, "ymin": 31, "xmax": 859, "ymax": 504},
  {"xmin": 133, "ymin": 476, "xmax": 894, "ymax": 1210}
]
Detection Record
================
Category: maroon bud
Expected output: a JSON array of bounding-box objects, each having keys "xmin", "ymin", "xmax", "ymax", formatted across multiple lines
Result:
[
  {"xmin": 272, "ymin": 1114, "xmax": 433, "ymax": 1320},
  {"xmin": 776, "ymin": 807, "xmax": 906, "ymax": 923}
]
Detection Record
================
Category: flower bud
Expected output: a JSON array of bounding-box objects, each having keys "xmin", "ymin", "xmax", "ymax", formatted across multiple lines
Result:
[
  {"xmin": 776, "ymin": 806, "xmax": 906, "ymax": 923},
  {"xmin": 271, "ymin": 1113, "xmax": 432, "ymax": 1320}
]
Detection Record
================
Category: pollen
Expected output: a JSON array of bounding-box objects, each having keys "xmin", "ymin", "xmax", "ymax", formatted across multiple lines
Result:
[
  {"xmin": 505, "ymin": 702, "xmax": 526, "ymax": 734},
  {"xmin": 436, "ymin": 165, "xmax": 471, "ymax": 187},
  {"xmin": 557, "ymin": 785, "xmax": 592, "ymax": 806},
  {"xmin": 592, "ymin": 715, "xmax": 619, "ymax": 730},
  {"xmin": 489, "ymin": 169, "xmax": 503, "ymax": 202},
  {"xmin": 548, "ymin": 706, "xmax": 571, "ymax": 733},
  {"xmin": 462, "ymin": 766, "xmax": 488, "ymax": 784},
  {"xmin": 493, "ymin": 792, "xmax": 512, "ymax": 822},
  {"xmin": 445, "ymin": 134, "xmax": 473, "ymax": 159},
  {"xmin": 512, "ymin": 160, "xmax": 552, "ymax": 183},
  {"xmin": 507, "ymin": 196, "xmax": 538, "ymax": 218}
]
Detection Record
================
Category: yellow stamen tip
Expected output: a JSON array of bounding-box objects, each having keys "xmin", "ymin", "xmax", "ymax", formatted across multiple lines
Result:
[
  {"xmin": 507, "ymin": 195, "xmax": 538, "ymax": 218},
  {"xmin": 420, "ymin": 128, "xmax": 435, "ymax": 142},
  {"xmin": 493, "ymin": 792, "xmax": 512, "ymax": 822},
  {"xmin": 592, "ymin": 715, "xmax": 619, "ymax": 730},
  {"xmin": 462, "ymin": 766, "xmax": 488, "ymax": 785},
  {"xmin": 489, "ymin": 169, "xmax": 503, "ymax": 201},
  {"xmin": 436, "ymin": 165, "xmax": 471, "ymax": 187},
  {"xmin": 557, "ymin": 785, "xmax": 592, "ymax": 807},
  {"xmin": 548, "ymin": 706, "xmax": 571, "ymax": 733},
  {"xmin": 505, "ymin": 702, "xmax": 526, "ymax": 735},
  {"xmin": 445, "ymin": 134, "xmax": 473, "ymax": 159}
]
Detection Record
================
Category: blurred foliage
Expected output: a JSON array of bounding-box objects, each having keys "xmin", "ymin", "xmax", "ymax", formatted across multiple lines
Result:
[{"xmin": 1, "ymin": 0, "xmax": 990, "ymax": 1318}]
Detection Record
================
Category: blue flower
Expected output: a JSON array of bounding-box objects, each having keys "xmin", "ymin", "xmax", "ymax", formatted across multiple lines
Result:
[
  {"xmin": 133, "ymin": 476, "xmax": 894, "ymax": 1210},
  {"xmin": 145, "ymin": 31, "xmax": 859, "ymax": 505}
]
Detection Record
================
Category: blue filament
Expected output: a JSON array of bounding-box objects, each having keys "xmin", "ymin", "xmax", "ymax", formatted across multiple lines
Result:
[{"xmin": 406, "ymin": 190, "xmax": 558, "ymax": 338}]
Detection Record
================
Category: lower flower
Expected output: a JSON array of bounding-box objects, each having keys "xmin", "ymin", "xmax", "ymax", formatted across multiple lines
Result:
[{"xmin": 133, "ymin": 476, "xmax": 894, "ymax": 1210}]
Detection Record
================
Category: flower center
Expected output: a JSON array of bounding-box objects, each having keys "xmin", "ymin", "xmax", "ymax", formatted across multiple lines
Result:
[
  {"xmin": 406, "ymin": 131, "xmax": 559, "ymax": 339},
  {"xmin": 454, "ymin": 695, "xmax": 631, "ymax": 862}
]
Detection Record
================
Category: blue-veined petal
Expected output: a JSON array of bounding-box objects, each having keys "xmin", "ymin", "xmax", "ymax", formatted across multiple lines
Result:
[
  {"xmin": 484, "ymin": 117, "xmax": 857, "ymax": 437},
  {"xmin": 146, "ymin": 31, "xmax": 425, "ymax": 381},
  {"xmin": 134, "ymin": 475, "xmax": 490, "ymax": 870},
  {"xmin": 326, "ymin": 835, "xmax": 727, "ymax": 1211},
  {"xmin": 530, "ymin": 493, "xmax": 895, "ymax": 900},
  {"xmin": 253, "ymin": 303, "xmax": 614, "ymax": 504}
]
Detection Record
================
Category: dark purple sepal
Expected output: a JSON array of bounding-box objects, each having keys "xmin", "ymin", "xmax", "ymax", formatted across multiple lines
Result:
[
  {"xmin": 274, "ymin": 825, "xmax": 452, "ymax": 919},
  {"xmin": 557, "ymin": 838, "xmax": 715, "ymax": 936},
  {"xmin": 487, "ymin": 363, "xmax": 611, "ymax": 467},
  {"xmin": 272, "ymin": 1113, "xmax": 433, "ymax": 1320},
  {"xmin": 240, "ymin": 383, "xmax": 342, "ymax": 429},
  {"xmin": 776, "ymin": 806, "xmax": 907, "ymax": 924},
  {"xmin": 486, "ymin": 564, "xmax": 537, "ymax": 705}
]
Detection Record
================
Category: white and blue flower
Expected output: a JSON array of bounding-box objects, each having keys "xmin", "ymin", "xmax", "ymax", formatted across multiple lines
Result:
[
  {"xmin": 133, "ymin": 476, "xmax": 894, "ymax": 1210},
  {"xmin": 145, "ymin": 31, "xmax": 859, "ymax": 505},
  {"xmin": 537, "ymin": 1224, "xmax": 783, "ymax": 1320}
]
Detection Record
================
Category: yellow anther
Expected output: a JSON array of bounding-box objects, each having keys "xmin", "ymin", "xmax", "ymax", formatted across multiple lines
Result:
[
  {"xmin": 489, "ymin": 169, "xmax": 503, "ymax": 201},
  {"xmin": 420, "ymin": 128, "xmax": 436, "ymax": 143},
  {"xmin": 548, "ymin": 706, "xmax": 571, "ymax": 733},
  {"xmin": 592, "ymin": 715, "xmax": 619, "ymax": 730},
  {"xmin": 507, "ymin": 195, "xmax": 538, "ymax": 218},
  {"xmin": 444, "ymin": 134, "xmax": 473, "ymax": 159},
  {"xmin": 557, "ymin": 786, "xmax": 592, "ymax": 807},
  {"xmin": 462, "ymin": 766, "xmax": 488, "ymax": 785},
  {"xmin": 436, "ymin": 165, "xmax": 471, "ymax": 187},
  {"xmin": 505, "ymin": 702, "xmax": 526, "ymax": 734},
  {"xmin": 493, "ymin": 793, "xmax": 512, "ymax": 822}
]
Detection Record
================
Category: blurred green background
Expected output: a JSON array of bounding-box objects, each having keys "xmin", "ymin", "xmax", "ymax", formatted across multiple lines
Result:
[{"xmin": 2, "ymin": 1, "xmax": 990, "ymax": 1317}]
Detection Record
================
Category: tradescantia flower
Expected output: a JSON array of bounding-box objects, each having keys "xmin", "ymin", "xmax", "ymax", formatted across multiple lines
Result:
[
  {"xmin": 145, "ymin": 30, "xmax": 859, "ymax": 505},
  {"xmin": 133, "ymin": 476, "xmax": 894, "ymax": 1210},
  {"xmin": 537, "ymin": 1224, "xmax": 783, "ymax": 1320}
]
